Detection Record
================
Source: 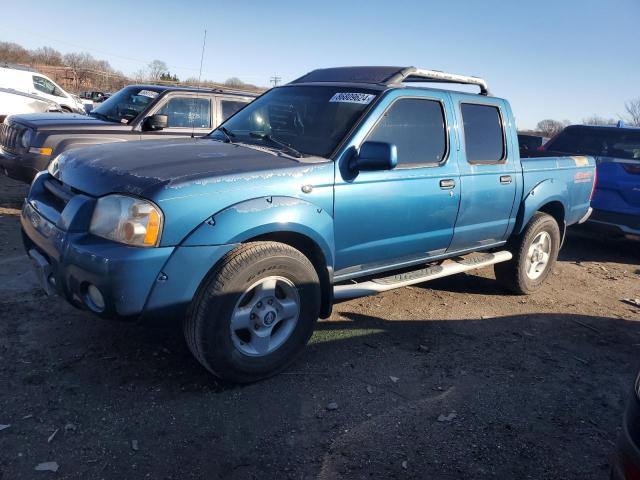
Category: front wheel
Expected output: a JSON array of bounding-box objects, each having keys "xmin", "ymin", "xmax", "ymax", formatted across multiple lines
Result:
[
  {"xmin": 494, "ymin": 212, "xmax": 560, "ymax": 294},
  {"xmin": 183, "ymin": 241, "xmax": 321, "ymax": 383}
]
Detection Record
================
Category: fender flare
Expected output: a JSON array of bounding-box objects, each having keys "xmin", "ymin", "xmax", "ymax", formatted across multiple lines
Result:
[
  {"xmin": 514, "ymin": 179, "xmax": 568, "ymax": 236},
  {"xmin": 181, "ymin": 196, "xmax": 335, "ymax": 268}
]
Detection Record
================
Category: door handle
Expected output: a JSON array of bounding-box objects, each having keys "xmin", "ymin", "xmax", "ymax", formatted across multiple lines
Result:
[
  {"xmin": 500, "ymin": 175, "xmax": 512, "ymax": 185},
  {"xmin": 439, "ymin": 179, "xmax": 456, "ymax": 189}
]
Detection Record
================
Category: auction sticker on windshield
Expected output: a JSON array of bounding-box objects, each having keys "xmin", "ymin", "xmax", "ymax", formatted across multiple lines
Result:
[
  {"xmin": 137, "ymin": 90, "xmax": 159, "ymax": 99},
  {"xmin": 329, "ymin": 92, "xmax": 376, "ymax": 104}
]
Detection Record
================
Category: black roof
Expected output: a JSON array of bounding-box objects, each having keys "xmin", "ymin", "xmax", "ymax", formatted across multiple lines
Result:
[
  {"xmin": 290, "ymin": 66, "xmax": 490, "ymax": 95},
  {"xmin": 127, "ymin": 84, "xmax": 257, "ymax": 97},
  {"xmin": 291, "ymin": 66, "xmax": 410, "ymax": 85}
]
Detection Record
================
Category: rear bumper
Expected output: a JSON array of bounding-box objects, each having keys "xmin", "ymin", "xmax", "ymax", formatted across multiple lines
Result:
[
  {"xmin": 586, "ymin": 209, "xmax": 640, "ymax": 237},
  {"xmin": 0, "ymin": 147, "xmax": 48, "ymax": 183},
  {"xmin": 611, "ymin": 394, "xmax": 640, "ymax": 480}
]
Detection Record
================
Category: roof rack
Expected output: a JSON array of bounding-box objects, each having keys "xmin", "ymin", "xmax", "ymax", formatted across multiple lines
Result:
[
  {"xmin": 290, "ymin": 66, "xmax": 490, "ymax": 95},
  {"xmin": 388, "ymin": 67, "xmax": 490, "ymax": 96}
]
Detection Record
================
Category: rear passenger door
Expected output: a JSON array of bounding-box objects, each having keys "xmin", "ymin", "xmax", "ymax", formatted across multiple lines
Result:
[{"xmin": 448, "ymin": 98, "xmax": 519, "ymax": 251}]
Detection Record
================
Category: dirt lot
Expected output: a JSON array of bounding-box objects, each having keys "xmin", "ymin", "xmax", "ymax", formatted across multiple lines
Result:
[{"xmin": 0, "ymin": 175, "xmax": 638, "ymax": 480}]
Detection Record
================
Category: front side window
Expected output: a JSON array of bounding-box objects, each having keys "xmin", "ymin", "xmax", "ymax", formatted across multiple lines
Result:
[
  {"xmin": 366, "ymin": 98, "xmax": 447, "ymax": 166},
  {"xmin": 157, "ymin": 97, "xmax": 211, "ymax": 128},
  {"xmin": 209, "ymin": 85, "xmax": 379, "ymax": 158},
  {"xmin": 32, "ymin": 76, "xmax": 56, "ymax": 95},
  {"xmin": 220, "ymin": 99, "xmax": 248, "ymax": 121},
  {"xmin": 90, "ymin": 86, "xmax": 162, "ymax": 123},
  {"xmin": 461, "ymin": 103, "xmax": 505, "ymax": 163}
]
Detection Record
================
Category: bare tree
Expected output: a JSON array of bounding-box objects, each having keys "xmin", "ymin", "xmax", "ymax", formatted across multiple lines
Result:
[
  {"xmin": 536, "ymin": 119, "xmax": 565, "ymax": 138},
  {"xmin": 32, "ymin": 46, "xmax": 62, "ymax": 66},
  {"xmin": 146, "ymin": 60, "xmax": 168, "ymax": 81},
  {"xmin": 224, "ymin": 77, "xmax": 246, "ymax": 88},
  {"xmin": 0, "ymin": 41, "xmax": 32, "ymax": 64},
  {"xmin": 582, "ymin": 115, "xmax": 617, "ymax": 126},
  {"xmin": 625, "ymin": 99, "xmax": 640, "ymax": 127}
]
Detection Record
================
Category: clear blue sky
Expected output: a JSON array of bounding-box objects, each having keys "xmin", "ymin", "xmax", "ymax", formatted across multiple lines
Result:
[{"xmin": 1, "ymin": 0, "xmax": 638, "ymax": 129}]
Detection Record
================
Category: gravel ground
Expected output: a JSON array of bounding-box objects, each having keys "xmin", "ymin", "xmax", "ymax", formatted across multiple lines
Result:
[{"xmin": 0, "ymin": 175, "xmax": 638, "ymax": 480}]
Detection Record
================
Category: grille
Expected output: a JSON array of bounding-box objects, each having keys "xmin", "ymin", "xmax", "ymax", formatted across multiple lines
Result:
[
  {"xmin": 43, "ymin": 177, "xmax": 76, "ymax": 210},
  {"xmin": 0, "ymin": 122, "xmax": 23, "ymax": 152}
]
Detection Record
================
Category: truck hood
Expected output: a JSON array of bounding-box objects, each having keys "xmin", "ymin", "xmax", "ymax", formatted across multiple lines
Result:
[
  {"xmin": 52, "ymin": 137, "xmax": 315, "ymax": 197},
  {"xmin": 10, "ymin": 112, "xmax": 115, "ymax": 129}
]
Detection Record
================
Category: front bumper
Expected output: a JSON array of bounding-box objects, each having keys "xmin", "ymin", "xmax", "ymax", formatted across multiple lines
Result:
[
  {"xmin": 612, "ymin": 393, "xmax": 640, "ymax": 480},
  {"xmin": 0, "ymin": 147, "xmax": 49, "ymax": 183},
  {"xmin": 21, "ymin": 190, "xmax": 236, "ymax": 322}
]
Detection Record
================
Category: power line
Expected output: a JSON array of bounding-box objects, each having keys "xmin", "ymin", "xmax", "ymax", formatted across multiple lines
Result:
[{"xmin": 270, "ymin": 75, "xmax": 282, "ymax": 87}]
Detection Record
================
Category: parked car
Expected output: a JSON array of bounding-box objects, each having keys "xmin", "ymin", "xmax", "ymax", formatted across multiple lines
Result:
[
  {"xmin": 0, "ymin": 84, "xmax": 256, "ymax": 182},
  {"xmin": 0, "ymin": 65, "xmax": 85, "ymax": 113},
  {"xmin": 20, "ymin": 66, "xmax": 596, "ymax": 382},
  {"xmin": 518, "ymin": 133, "xmax": 548, "ymax": 154},
  {"xmin": 0, "ymin": 88, "xmax": 62, "ymax": 122},
  {"xmin": 611, "ymin": 371, "xmax": 640, "ymax": 480},
  {"xmin": 80, "ymin": 91, "xmax": 110, "ymax": 103},
  {"xmin": 542, "ymin": 124, "xmax": 640, "ymax": 239}
]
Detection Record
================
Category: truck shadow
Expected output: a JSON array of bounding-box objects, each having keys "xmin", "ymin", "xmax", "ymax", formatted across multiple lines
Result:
[{"xmin": 3, "ymin": 291, "xmax": 640, "ymax": 478}]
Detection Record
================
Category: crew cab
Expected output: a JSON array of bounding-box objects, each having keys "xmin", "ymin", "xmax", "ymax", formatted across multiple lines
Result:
[
  {"xmin": 20, "ymin": 66, "xmax": 596, "ymax": 382},
  {"xmin": 0, "ymin": 84, "xmax": 256, "ymax": 182},
  {"xmin": 542, "ymin": 124, "xmax": 640, "ymax": 239}
]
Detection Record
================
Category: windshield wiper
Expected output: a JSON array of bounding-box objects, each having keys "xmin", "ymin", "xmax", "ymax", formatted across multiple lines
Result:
[
  {"xmin": 249, "ymin": 132, "xmax": 302, "ymax": 158},
  {"xmin": 89, "ymin": 111, "xmax": 115, "ymax": 122},
  {"xmin": 215, "ymin": 126, "xmax": 236, "ymax": 143}
]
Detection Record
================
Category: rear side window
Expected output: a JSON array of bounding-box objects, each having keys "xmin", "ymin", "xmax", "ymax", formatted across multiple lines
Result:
[
  {"xmin": 461, "ymin": 103, "xmax": 505, "ymax": 163},
  {"xmin": 157, "ymin": 97, "xmax": 211, "ymax": 128},
  {"xmin": 220, "ymin": 99, "xmax": 247, "ymax": 121},
  {"xmin": 366, "ymin": 98, "xmax": 447, "ymax": 166},
  {"xmin": 547, "ymin": 127, "xmax": 640, "ymax": 160}
]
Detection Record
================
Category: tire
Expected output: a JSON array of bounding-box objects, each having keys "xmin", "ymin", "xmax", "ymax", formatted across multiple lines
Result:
[
  {"xmin": 494, "ymin": 212, "xmax": 560, "ymax": 294},
  {"xmin": 184, "ymin": 241, "xmax": 321, "ymax": 383}
]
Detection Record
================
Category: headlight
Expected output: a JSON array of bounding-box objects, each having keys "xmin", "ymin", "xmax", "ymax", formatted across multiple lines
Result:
[
  {"xmin": 89, "ymin": 195, "xmax": 163, "ymax": 247},
  {"xmin": 21, "ymin": 129, "xmax": 33, "ymax": 149}
]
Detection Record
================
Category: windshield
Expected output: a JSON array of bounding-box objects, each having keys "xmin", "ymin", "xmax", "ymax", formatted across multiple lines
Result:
[
  {"xmin": 209, "ymin": 85, "xmax": 379, "ymax": 157},
  {"xmin": 90, "ymin": 86, "xmax": 163, "ymax": 123},
  {"xmin": 546, "ymin": 127, "xmax": 640, "ymax": 160}
]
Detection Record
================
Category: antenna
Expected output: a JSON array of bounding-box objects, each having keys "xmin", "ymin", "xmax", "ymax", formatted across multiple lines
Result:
[{"xmin": 191, "ymin": 29, "xmax": 207, "ymax": 139}]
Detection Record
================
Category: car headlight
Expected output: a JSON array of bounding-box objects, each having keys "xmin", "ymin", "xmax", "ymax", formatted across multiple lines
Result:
[
  {"xmin": 89, "ymin": 195, "xmax": 163, "ymax": 247},
  {"xmin": 21, "ymin": 129, "xmax": 33, "ymax": 149}
]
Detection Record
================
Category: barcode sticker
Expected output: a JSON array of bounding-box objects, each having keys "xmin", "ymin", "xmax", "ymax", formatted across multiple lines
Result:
[
  {"xmin": 329, "ymin": 92, "xmax": 375, "ymax": 104},
  {"xmin": 137, "ymin": 89, "xmax": 159, "ymax": 99}
]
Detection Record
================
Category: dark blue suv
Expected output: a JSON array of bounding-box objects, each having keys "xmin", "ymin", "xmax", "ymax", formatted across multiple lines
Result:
[{"xmin": 543, "ymin": 124, "xmax": 640, "ymax": 239}]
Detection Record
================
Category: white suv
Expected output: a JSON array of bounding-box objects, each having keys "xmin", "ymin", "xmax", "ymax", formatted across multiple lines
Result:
[{"xmin": 0, "ymin": 66, "xmax": 85, "ymax": 114}]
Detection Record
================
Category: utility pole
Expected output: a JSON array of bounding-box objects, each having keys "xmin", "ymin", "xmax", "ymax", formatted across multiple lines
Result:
[{"xmin": 270, "ymin": 75, "xmax": 281, "ymax": 87}]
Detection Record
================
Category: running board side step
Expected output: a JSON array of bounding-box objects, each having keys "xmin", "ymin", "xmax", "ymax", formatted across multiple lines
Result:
[{"xmin": 333, "ymin": 251, "xmax": 512, "ymax": 300}]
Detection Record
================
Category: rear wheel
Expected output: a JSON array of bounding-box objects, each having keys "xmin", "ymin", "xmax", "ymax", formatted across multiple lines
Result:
[
  {"xmin": 494, "ymin": 212, "xmax": 560, "ymax": 294},
  {"xmin": 183, "ymin": 241, "xmax": 321, "ymax": 383}
]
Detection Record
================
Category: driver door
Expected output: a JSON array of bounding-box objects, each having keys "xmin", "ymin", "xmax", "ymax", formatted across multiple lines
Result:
[
  {"xmin": 333, "ymin": 91, "xmax": 461, "ymax": 278},
  {"xmin": 141, "ymin": 94, "xmax": 215, "ymax": 139}
]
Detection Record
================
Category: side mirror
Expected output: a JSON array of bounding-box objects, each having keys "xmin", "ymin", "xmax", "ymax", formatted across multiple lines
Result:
[
  {"xmin": 143, "ymin": 114, "xmax": 168, "ymax": 131},
  {"xmin": 352, "ymin": 141, "xmax": 398, "ymax": 171}
]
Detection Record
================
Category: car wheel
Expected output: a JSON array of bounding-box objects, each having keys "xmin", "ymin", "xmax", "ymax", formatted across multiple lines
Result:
[
  {"xmin": 494, "ymin": 212, "xmax": 560, "ymax": 294},
  {"xmin": 184, "ymin": 241, "xmax": 321, "ymax": 383}
]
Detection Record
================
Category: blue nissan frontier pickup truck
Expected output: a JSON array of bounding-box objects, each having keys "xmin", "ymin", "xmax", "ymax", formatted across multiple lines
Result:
[{"xmin": 21, "ymin": 66, "xmax": 596, "ymax": 382}]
